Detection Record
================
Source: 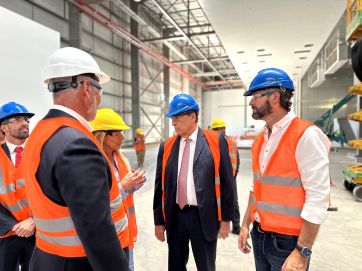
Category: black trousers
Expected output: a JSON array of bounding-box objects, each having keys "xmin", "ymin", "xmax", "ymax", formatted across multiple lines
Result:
[
  {"xmin": 167, "ymin": 206, "xmax": 217, "ymax": 271},
  {"xmin": 232, "ymin": 176, "xmax": 240, "ymax": 231},
  {"xmin": 0, "ymin": 235, "xmax": 35, "ymax": 271}
]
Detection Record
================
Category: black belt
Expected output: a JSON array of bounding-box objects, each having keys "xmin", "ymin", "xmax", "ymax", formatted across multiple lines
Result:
[
  {"xmin": 178, "ymin": 204, "xmax": 197, "ymax": 210},
  {"xmin": 253, "ymin": 222, "xmax": 295, "ymax": 239}
]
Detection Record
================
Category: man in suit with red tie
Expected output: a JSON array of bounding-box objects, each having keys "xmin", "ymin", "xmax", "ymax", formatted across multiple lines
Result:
[
  {"xmin": 153, "ymin": 94, "xmax": 235, "ymax": 271},
  {"xmin": 0, "ymin": 101, "xmax": 35, "ymax": 271}
]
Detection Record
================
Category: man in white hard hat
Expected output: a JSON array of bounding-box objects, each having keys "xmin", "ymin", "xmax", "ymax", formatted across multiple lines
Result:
[{"xmin": 22, "ymin": 47, "xmax": 129, "ymax": 271}]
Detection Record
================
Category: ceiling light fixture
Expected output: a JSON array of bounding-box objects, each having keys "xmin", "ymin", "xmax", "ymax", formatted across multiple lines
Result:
[
  {"xmin": 257, "ymin": 53, "xmax": 272, "ymax": 57},
  {"xmin": 294, "ymin": 50, "xmax": 311, "ymax": 54}
]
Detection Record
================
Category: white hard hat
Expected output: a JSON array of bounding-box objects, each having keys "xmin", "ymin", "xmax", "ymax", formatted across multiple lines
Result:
[{"xmin": 42, "ymin": 47, "xmax": 110, "ymax": 84}]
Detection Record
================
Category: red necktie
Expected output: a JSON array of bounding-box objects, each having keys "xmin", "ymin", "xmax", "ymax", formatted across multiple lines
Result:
[
  {"xmin": 14, "ymin": 146, "xmax": 23, "ymax": 167},
  {"xmin": 178, "ymin": 138, "xmax": 190, "ymax": 209}
]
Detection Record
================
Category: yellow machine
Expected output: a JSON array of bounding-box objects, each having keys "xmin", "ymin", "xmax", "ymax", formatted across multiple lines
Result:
[{"xmin": 343, "ymin": 164, "xmax": 362, "ymax": 201}]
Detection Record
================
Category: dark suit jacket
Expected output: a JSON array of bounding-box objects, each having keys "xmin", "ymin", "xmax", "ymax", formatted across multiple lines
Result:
[
  {"xmin": 0, "ymin": 144, "xmax": 18, "ymax": 235},
  {"xmin": 153, "ymin": 128, "xmax": 235, "ymax": 242},
  {"xmin": 29, "ymin": 109, "xmax": 128, "ymax": 271}
]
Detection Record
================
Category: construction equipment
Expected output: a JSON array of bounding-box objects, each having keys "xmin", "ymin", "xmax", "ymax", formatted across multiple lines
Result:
[
  {"xmin": 343, "ymin": 165, "xmax": 362, "ymax": 201},
  {"xmin": 314, "ymin": 93, "xmax": 356, "ymax": 144}
]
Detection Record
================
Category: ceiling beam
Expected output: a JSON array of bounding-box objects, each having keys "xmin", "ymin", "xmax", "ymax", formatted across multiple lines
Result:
[
  {"xmin": 143, "ymin": 31, "xmax": 215, "ymax": 42},
  {"xmin": 151, "ymin": 0, "xmax": 232, "ymax": 88}
]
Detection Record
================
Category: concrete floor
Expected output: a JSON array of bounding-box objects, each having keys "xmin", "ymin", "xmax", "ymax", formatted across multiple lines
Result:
[{"xmin": 122, "ymin": 145, "xmax": 362, "ymax": 271}]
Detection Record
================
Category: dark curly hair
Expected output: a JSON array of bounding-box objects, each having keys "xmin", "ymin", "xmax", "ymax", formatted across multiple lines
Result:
[{"xmin": 279, "ymin": 89, "xmax": 293, "ymax": 112}]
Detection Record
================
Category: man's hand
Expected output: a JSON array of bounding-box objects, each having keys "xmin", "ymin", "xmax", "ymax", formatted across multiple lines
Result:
[
  {"xmin": 238, "ymin": 225, "xmax": 252, "ymax": 253},
  {"xmin": 218, "ymin": 221, "xmax": 230, "ymax": 239},
  {"xmin": 155, "ymin": 225, "xmax": 166, "ymax": 242},
  {"xmin": 12, "ymin": 217, "xmax": 35, "ymax": 238},
  {"xmin": 282, "ymin": 249, "xmax": 308, "ymax": 271}
]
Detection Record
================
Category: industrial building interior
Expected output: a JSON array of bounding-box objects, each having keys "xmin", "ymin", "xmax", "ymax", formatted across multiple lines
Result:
[{"xmin": 0, "ymin": 0, "xmax": 362, "ymax": 270}]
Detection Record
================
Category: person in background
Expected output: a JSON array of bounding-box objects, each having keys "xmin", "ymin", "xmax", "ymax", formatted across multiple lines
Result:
[
  {"xmin": 153, "ymin": 93, "xmax": 235, "ymax": 271},
  {"xmin": 0, "ymin": 101, "xmax": 35, "ymax": 271},
  {"xmin": 210, "ymin": 118, "xmax": 241, "ymax": 234},
  {"xmin": 134, "ymin": 128, "xmax": 146, "ymax": 167},
  {"xmin": 238, "ymin": 68, "xmax": 330, "ymax": 271},
  {"xmin": 22, "ymin": 47, "xmax": 129, "ymax": 271},
  {"xmin": 90, "ymin": 108, "xmax": 145, "ymax": 271}
]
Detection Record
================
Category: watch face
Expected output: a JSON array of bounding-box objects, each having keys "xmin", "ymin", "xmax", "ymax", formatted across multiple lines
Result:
[{"xmin": 301, "ymin": 247, "xmax": 312, "ymax": 257}]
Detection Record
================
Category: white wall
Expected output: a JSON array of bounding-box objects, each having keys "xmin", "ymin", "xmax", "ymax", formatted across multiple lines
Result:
[
  {"xmin": 202, "ymin": 89, "xmax": 265, "ymax": 137},
  {"xmin": 0, "ymin": 7, "xmax": 59, "ymax": 128}
]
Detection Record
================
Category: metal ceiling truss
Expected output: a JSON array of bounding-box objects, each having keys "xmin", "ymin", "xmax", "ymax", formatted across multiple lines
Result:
[
  {"xmin": 70, "ymin": 0, "xmax": 207, "ymax": 89},
  {"xmin": 143, "ymin": 0, "xmax": 241, "ymax": 90},
  {"xmin": 75, "ymin": 0, "xmax": 241, "ymax": 90}
]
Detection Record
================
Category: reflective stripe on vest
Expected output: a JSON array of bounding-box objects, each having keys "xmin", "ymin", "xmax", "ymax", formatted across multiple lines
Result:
[
  {"xmin": 161, "ymin": 130, "xmax": 222, "ymax": 222},
  {"xmin": 115, "ymin": 153, "xmax": 138, "ymax": 249},
  {"xmin": 0, "ymin": 148, "xmax": 31, "ymax": 238},
  {"xmin": 250, "ymin": 118, "xmax": 313, "ymax": 236},
  {"xmin": 227, "ymin": 136, "xmax": 237, "ymax": 176},
  {"xmin": 23, "ymin": 117, "xmax": 129, "ymax": 257}
]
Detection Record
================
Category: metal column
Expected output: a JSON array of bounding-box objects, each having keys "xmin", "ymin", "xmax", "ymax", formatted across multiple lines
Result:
[
  {"xmin": 69, "ymin": 3, "xmax": 81, "ymax": 47},
  {"xmin": 163, "ymin": 39, "xmax": 170, "ymax": 139},
  {"xmin": 131, "ymin": 1, "xmax": 140, "ymax": 137}
]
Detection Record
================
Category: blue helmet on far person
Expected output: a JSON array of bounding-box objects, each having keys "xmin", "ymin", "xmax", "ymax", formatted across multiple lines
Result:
[
  {"xmin": 0, "ymin": 102, "xmax": 34, "ymax": 124},
  {"xmin": 244, "ymin": 68, "xmax": 294, "ymax": 96},
  {"xmin": 165, "ymin": 94, "xmax": 199, "ymax": 118}
]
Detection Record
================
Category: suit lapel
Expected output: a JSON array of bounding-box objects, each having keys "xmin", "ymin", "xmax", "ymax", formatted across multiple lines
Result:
[
  {"xmin": 193, "ymin": 128, "xmax": 205, "ymax": 165},
  {"xmin": 1, "ymin": 143, "xmax": 11, "ymax": 160},
  {"xmin": 169, "ymin": 136, "xmax": 180, "ymax": 190}
]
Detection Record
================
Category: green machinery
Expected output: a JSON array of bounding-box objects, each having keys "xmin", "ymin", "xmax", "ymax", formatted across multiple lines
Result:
[
  {"xmin": 343, "ymin": 165, "xmax": 362, "ymax": 201},
  {"xmin": 314, "ymin": 93, "xmax": 356, "ymax": 144}
]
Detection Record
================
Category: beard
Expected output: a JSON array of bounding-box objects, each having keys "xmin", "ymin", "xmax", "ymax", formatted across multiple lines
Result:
[
  {"xmin": 251, "ymin": 100, "xmax": 273, "ymax": 120},
  {"xmin": 10, "ymin": 126, "xmax": 29, "ymax": 140}
]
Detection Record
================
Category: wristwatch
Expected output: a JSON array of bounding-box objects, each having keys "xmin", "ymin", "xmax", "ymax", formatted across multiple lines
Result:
[{"xmin": 295, "ymin": 244, "xmax": 312, "ymax": 257}]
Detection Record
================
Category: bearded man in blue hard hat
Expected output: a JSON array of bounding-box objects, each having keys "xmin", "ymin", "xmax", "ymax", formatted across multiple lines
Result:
[
  {"xmin": 0, "ymin": 101, "xmax": 35, "ymax": 271},
  {"xmin": 238, "ymin": 68, "xmax": 330, "ymax": 271},
  {"xmin": 153, "ymin": 93, "xmax": 235, "ymax": 271}
]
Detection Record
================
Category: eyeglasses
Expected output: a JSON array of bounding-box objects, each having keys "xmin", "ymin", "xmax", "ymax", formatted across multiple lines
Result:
[
  {"xmin": 105, "ymin": 130, "xmax": 125, "ymax": 137},
  {"xmin": 171, "ymin": 111, "xmax": 192, "ymax": 121},
  {"xmin": 80, "ymin": 80, "xmax": 102, "ymax": 90},
  {"xmin": 251, "ymin": 89, "xmax": 280, "ymax": 99},
  {"xmin": 3, "ymin": 116, "xmax": 30, "ymax": 124}
]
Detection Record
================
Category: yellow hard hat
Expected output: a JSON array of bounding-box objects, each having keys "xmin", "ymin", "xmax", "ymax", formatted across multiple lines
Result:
[
  {"xmin": 90, "ymin": 108, "xmax": 130, "ymax": 131},
  {"xmin": 136, "ymin": 128, "xmax": 143, "ymax": 134},
  {"xmin": 210, "ymin": 118, "xmax": 227, "ymax": 129}
]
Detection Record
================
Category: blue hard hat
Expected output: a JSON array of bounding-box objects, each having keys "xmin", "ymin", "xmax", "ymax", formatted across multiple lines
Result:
[
  {"xmin": 244, "ymin": 68, "xmax": 294, "ymax": 96},
  {"xmin": 0, "ymin": 102, "xmax": 34, "ymax": 124},
  {"xmin": 165, "ymin": 94, "xmax": 199, "ymax": 118}
]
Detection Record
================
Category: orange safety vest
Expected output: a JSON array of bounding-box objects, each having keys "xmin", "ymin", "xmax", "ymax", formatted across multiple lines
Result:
[
  {"xmin": 134, "ymin": 134, "xmax": 145, "ymax": 151},
  {"xmin": 227, "ymin": 136, "xmax": 238, "ymax": 176},
  {"xmin": 250, "ymin": 118, "xmax": 313, "ymax": 236},
  {"xmin": 161, "ymin": 129, "xmax": 222, "ymax": 221},
  {"xmin": 115, "ymin": 153, "xmax": 138, "ymax": 249},
  {"xmin": 0, "ymin": 148, "xmax": 31, "ymax": 238},
  {"xmin": 23, "ymin": 117, "xmax": 129, "ymax": 257}
]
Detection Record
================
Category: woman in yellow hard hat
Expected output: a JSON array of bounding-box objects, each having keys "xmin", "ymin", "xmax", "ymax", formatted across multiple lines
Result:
[
  {"xmin": 134, "ymin": 128, "xmax": 146, "ymax": 167},
  {"xmin": 90, "ymin": 108, "xmax": 145, "ymax": 271}
]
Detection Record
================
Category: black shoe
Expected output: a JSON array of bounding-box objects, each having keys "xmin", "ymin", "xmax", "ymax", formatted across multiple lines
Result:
[{"xmin": 232, "ymin": 228, "xmax": 240, "ymax": 235}]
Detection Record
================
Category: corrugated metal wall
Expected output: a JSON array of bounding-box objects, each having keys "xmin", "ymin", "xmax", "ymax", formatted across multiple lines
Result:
[{"xmin": 0, "ymin": 0, "xmax": 201, "ymax": 143}]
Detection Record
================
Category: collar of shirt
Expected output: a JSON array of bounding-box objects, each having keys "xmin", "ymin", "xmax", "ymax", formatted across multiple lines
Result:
[
  {"xmin": 52, "ymin": 104, "xmax": 93, "ymax": 132},
  {"xmin": 263, "ymin": 111, "xmax": 297, "ymax": 139},
  {"xmin": 5, "ymin": 140, "xmax": 25, "ymax": 154},
  {"xmin": 180, "ymin": 126, "xmax": 199, "ymax": 144}
]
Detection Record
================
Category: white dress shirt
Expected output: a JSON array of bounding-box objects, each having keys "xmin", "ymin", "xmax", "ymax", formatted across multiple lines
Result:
[
  {"xmin": 5, "ymin": 141, "xmax": 25, "ymax": 166},
  {"xmin": 253, "ymin": 112, "xmax": 331, "ymax": 224},
  {"xmin": 176, "ymin": 126, "xmax": 199, "ymax": 206},
  {"xmin": 52, "ymin": 104, "xmax": 93, "ymax": 132}
]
